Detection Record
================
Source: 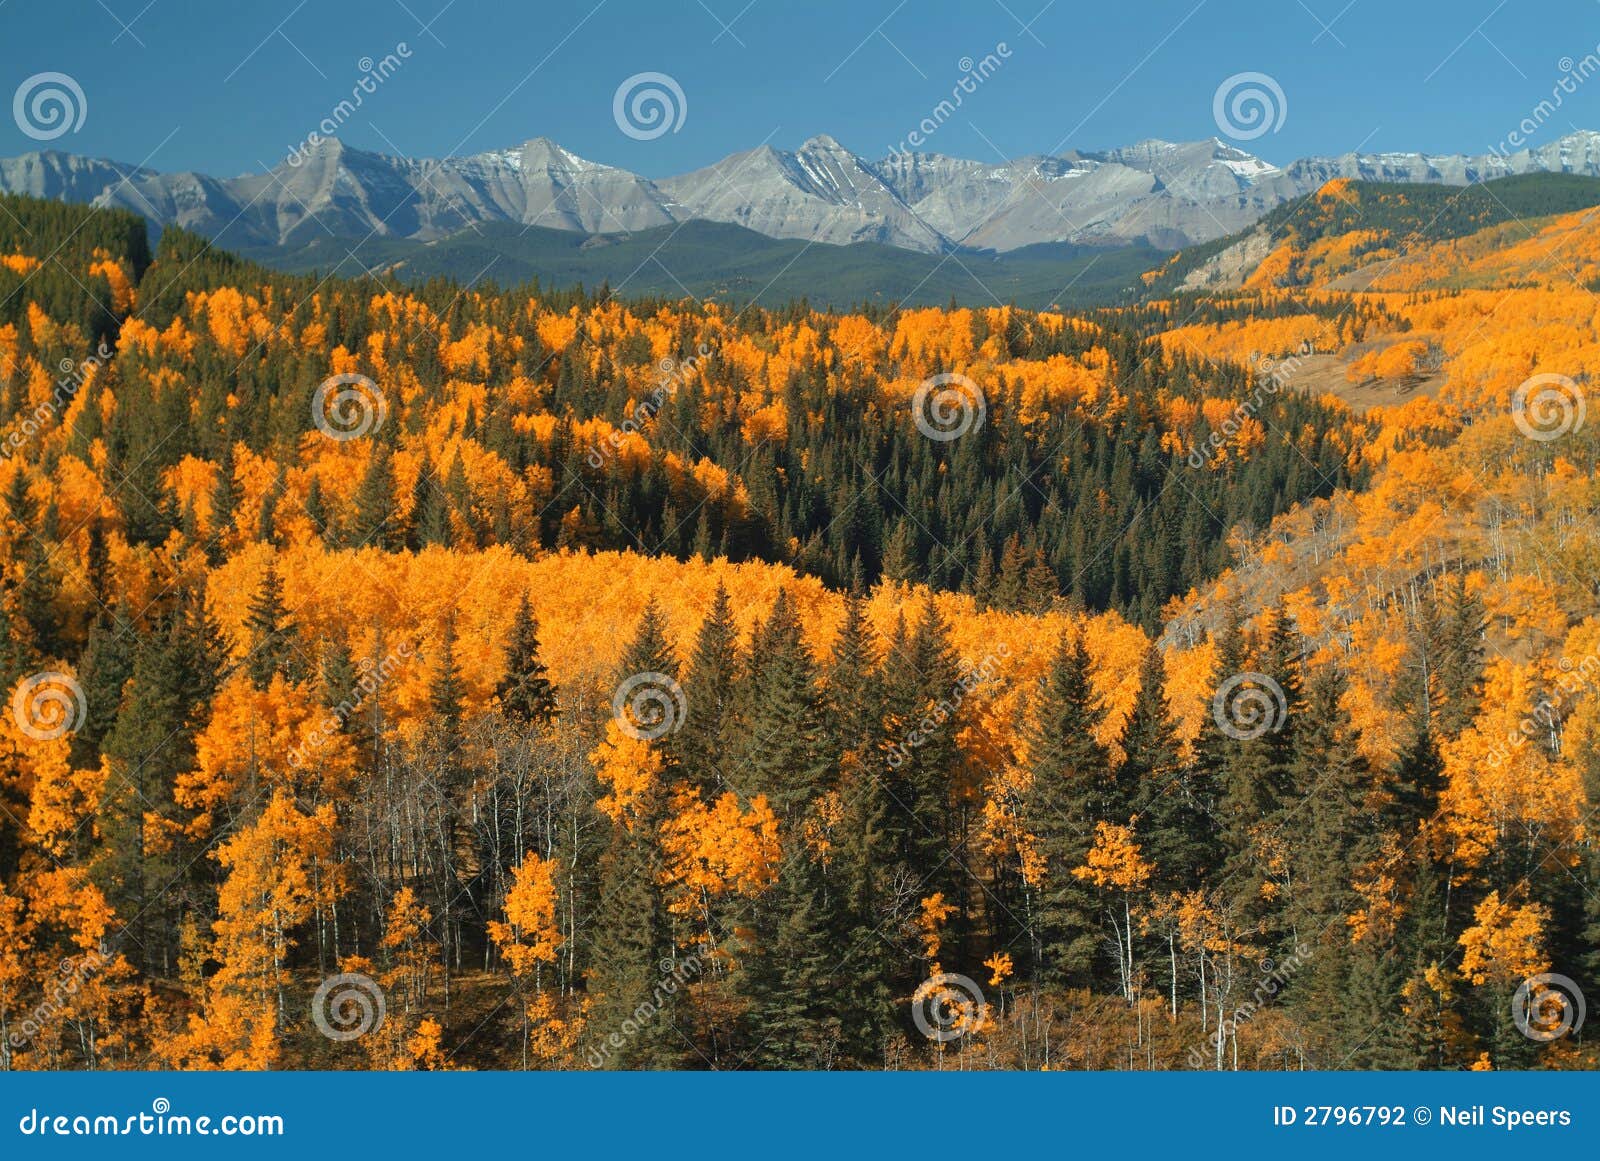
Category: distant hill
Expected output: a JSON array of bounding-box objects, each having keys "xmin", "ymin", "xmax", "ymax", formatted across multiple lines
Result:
[
  {"xmin": 240, "ymin": 219, "xmax": 1161, "ymax": 310},
  {"xmin": 1139, "ymin": 172, "xmax": 1600, "ymax": 296}
]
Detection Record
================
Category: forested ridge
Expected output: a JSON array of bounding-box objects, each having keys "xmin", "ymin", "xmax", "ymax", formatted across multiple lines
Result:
[{"xmin": 0, "ymin": 188, "xmax": 1597, "ymax": 1071}]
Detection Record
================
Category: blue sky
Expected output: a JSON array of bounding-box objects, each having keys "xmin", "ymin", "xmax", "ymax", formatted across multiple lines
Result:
[{"xmin": 5, "ymin": 0, "xmax": 1600, "ymax": 175}]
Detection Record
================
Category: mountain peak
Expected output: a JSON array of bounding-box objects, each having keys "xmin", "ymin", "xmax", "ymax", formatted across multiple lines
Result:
[
  {"xmin": 800, "ymin": 133, "xmax": 849, "ymax": 153},
  {"xmin": 9, "ymin": 130, "xmax": 1600, "ymax": 256}
]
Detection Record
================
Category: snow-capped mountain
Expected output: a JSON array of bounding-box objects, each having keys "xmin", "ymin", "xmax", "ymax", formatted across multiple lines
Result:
[{"xmin": 8, "ymin": 130, "xmax": 1600, "ymax": 255}]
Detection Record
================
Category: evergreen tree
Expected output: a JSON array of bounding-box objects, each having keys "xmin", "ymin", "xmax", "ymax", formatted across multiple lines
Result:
[
  {"xmin": 737, "ymin": 589, "xmax": 830, "ymax": 819},
  {"xmin": 15, "ymin": 539, "xmax": 63, "ymax": 659},
  {"xmin": 1024, "ymin": 629, "xmax": 1110, "ymax": 988},
  {"xmin": 677, "ymin": 583, "xmax": 739, "ymax": 794},
  {"xmin": 824, "ymin": 588, "xmax": 881, "ymax": 758},
  {"xmin": 243, "ymin": 559, "xmax": 298, "ymax": 689},
  {"xmin": 427, "ymin": 617, "xmax": 467, "ymax": 746},
  {"xmin": 350, "ymin": 444, "xmax": 400, "ymax": 550},
  {"xmin": 496, "ymin": 593, "xmax": 556, "ymax": 726},
  {"xmin": 1118, "ymin": 645, "xmax": 1212, "ymax": 893},
  {"xmin": 1436, "ymin": 575, "xmax": 1486, "ymax": 739}
]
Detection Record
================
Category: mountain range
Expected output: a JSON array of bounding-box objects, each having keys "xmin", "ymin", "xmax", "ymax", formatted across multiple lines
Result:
[{"xmin": 11, "ymin": 130, "xmax": 1600, "ymax": 258}]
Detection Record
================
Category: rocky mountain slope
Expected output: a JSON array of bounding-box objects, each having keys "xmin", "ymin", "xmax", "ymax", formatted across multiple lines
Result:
[{"xmin": 10, "ymin": 129, "xmax": 1600, "ymax": 255}]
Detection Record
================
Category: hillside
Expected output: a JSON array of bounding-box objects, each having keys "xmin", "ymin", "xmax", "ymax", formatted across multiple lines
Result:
[
  {"xmin": 1139, "ymin": 172, "xmax": 1600, "ymax": 296},
  {"xmin": 242, "ymin": 218, "xmax": 1160, "ymax": 310},
  {"xmin": 1, "ymin": 186, "xmax": 1599, "ymax": 1074}
]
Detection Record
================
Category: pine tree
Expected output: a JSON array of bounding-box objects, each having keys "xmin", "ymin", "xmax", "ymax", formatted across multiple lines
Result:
[
  {"xmin": 1118, "ymin": 645, "xmax": 1212, "ymax": 893},
  {"xmin": 824, "ymin": 588, "xmax": 881, "ymax": 758},
  {"xmin": 1024, "ymin": 629, "xmax": 1111, "ymax": 988},
  {"xmin": 15, "ymin": 539, "xmax": 63, "ymax": 660},
  {"xmin": 739, "ymin": 848, "xmax": 847, "ymax": 1068},
  {"xmin": 587, "ymin": 813, "xmax": 689, "ymax": 1068},
  {"xmin": 410, "ymin": 454, "xmax": 452, "ymax": 549},
  {"xmin": 100, "ymin": 611, "xmax": 209, "ymax": 972},
  {"xmin": 350, "ymin": 444, "xmax": 399, "ymax": 550},
  {"xmin": 69, "ymin": 607, "xmax": 135, "ymax": 767},
  {"xmin": 1436, "ymin": 575, "xmax": 1486, "ymax": 739},
  {"xmin": 619, "ymin": 598, "xmax": 678, "ymax": 683},
  {"xmin": 1287, "ymin": 664, "xmax": 1378, "ymax": 1059},
  {"xmin": 207, "ymin": 442, "xmax": 237, "ymax": 564},
  {"xmin": 677, "ymin": 583, "xmax": 739, "ymax": 794},
  {"xmin": 427, "ymin": 617, "xmax": 467, "ymax": 746},
  {"xmin": 737, "ymin": 590, "xmax": 830, "ymax": 819},
  {"xmin": 496, "ymin": 593, "xmax": 556, "ymax": 726},
  {"xmin": 243, "ymin": 559, "xmax": 298, "ymax": 689}
]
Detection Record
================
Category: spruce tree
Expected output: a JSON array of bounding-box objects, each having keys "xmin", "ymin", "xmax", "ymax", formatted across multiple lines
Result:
[
  {"xmin": 350, "ymin": 443, "xmax": 399, "ymax": 550},
  {"xmin": 243, "ymin": 559, "xmax": 298, "ymax": 689},
  {"xmin": 496, "ymin": 593, "xmax": 556, "ymax": 726},
  {"xmin": 1119, "ymin": 645, "xmax": 1212, "ymax": 893},
  {"xmin": 738, "ymin": 589, "xmax": 830, "ymax": 819},
  {"xmin": 1024, "ymin": 629, "xmax": 1110, "ymax": 988},
  {"xmin": 677, "ymin": 583, "xmax": 739, "ymax": 794},
  {"xmin": 824, "ymin": 588, "xmax": 881, "ymax": 759}
]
